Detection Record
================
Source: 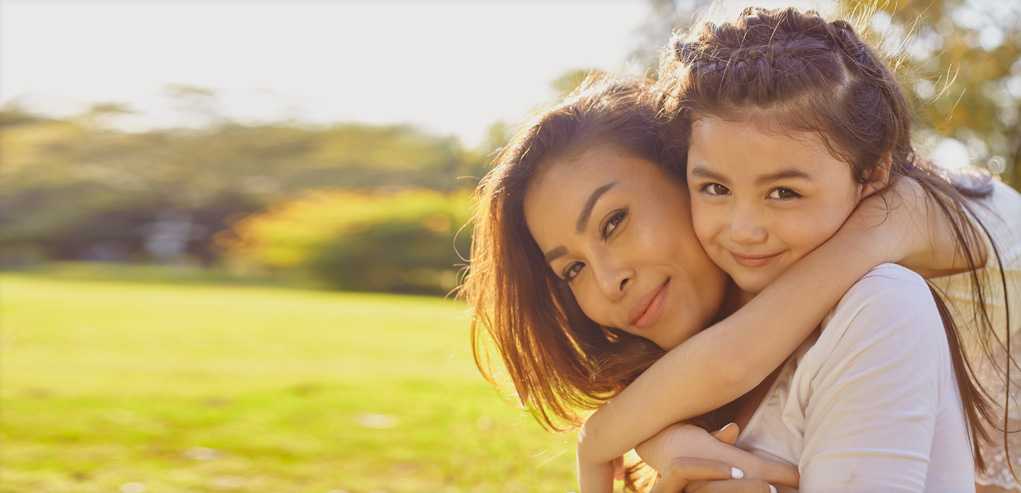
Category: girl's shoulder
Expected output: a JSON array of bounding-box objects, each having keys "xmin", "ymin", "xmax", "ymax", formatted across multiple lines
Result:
[{"xmin": 801, "ymin": 264, "xmax": 944, "ymax": 373}]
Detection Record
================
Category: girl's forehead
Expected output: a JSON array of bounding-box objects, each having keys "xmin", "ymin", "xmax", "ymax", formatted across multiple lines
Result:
[{"xmin": 688, "ymin": 120, "xmax": 859, "ymax": 185}]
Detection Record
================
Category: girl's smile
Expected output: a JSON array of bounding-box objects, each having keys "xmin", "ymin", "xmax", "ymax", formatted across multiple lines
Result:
[{"xmin": 686, "ymin": 115, "xmax": 877, "ymax": 296}]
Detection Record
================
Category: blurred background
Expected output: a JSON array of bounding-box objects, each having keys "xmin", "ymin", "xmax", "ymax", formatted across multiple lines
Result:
[{"xmin": 1, "ymin": 0, "xmax": 1018, "ymax": 492}]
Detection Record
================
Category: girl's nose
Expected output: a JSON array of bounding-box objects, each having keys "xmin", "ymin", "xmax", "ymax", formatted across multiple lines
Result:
[{"xmin": 729, "ymin": 205, "xmax": 768, "ymax": 245}]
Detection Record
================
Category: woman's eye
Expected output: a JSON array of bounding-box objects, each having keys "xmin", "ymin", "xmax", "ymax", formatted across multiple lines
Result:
[
  {"xmin": 700, "ymin": 183, "xmax": 730, "ymax": 196},
  {"xmin": 767, "ymin": 187, "xmax": 801, "ymax": 200},
  {"xmin": 602, "ymin": 209, "xmax": 628, "ymax": 238},
  {"xmin": 562, "ymin": 262, "xmax": 584, "ymax": 281}
]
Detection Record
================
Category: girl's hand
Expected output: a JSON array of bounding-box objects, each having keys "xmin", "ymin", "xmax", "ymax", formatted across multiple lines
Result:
[
  {"xmin": 636, "ymin": 422, "xmax": 798, "ymax": 488},
  {"xmin": 844, "ymin": 175, "xmax": 931, "ymax": 266}
]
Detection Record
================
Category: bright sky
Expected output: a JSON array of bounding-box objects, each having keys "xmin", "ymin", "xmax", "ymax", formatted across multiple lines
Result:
[
  {"xmin": 0, "ymin": 1, "xmax": 659, "ymax": 147},
  {"xmin": 2, "ymin": 0, "xmax": 844, "ymax": 149}
]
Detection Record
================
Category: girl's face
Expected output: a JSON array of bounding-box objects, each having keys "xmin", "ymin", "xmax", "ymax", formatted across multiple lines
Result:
[
  {"xmin": 523, "ymin": 143, "xmax": 728, "ymax": 350},
  {"xmin": 686, "ymin": 116, "xmax": 866, "ymax": 296}
]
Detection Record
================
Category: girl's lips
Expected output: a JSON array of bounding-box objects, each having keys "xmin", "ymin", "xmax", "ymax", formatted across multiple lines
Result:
[
  {"xmin": 631, "ymin": 278, "xmax": 670, "ymax": 329},
  {"xmin": 730, "ymin": 250, "xmax": 783, "ymax": 268}
]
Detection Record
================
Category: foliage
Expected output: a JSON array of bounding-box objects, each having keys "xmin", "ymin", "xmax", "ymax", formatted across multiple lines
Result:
[
  {"xmin": 220, "ymin": 189, "xmax": 473, "ymax": 295},
  {"xmin": 852, "ymin": 0, "xmax": 1021, "ymax": 188},
  {"xmin": 631, "ymin": 0, "xmax": 1021, "ymax": 187},
  {"xmin": 0, "ymin": 103, "xmax": 477, "ymax": 266}
]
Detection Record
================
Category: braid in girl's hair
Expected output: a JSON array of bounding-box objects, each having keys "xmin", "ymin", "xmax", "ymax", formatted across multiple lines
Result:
[{"xmin": 657, "ymin": 6, "xmax": 1015, "ymax": 477}]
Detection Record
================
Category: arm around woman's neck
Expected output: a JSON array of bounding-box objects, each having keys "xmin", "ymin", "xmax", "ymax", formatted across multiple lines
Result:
[{"xmin": 576, "ymin": 190, "xmax": 913, "ymax": 465}]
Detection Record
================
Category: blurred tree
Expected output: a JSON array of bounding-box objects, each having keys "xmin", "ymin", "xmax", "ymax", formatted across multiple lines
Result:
[
  {"xmin": 637, "ymin": 0, "xmax": 1020, "ymax": 188},
  {"xmin": 220, "ymin": 189, "xmax": 472, "ymax": 294},
  {"xmin": 551, "ymin": 69, "xmax": 601, "ymax": 98},
  {"xmin": 0, "ymin": 106, "xmax": 474, "ymax": 265},
  {"xmin": 164, "ymin": 83, "xmax": 228, "ymax": 128},
  {"xmin": 850, "ymin": 0, "xmax": 1021, "ymax": 188}
]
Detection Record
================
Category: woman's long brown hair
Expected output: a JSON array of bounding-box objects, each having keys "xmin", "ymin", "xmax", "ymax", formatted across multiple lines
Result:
[
  {"xmin": 655, "ymin": 6, "xmax": 1015, "ymax": 475},
  {"xmin": 459, "ymin": 76, "xmax": 683, "ymax": 433}
]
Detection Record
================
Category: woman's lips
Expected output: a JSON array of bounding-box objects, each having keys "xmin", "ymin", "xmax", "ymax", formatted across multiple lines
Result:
[
  {"xmin": 631, "ymin": 278, "xmax": 670, "ymax": 329},
  {"xmin": 730, "ymin": 250, "xmax": 783, "ymax": 268}
]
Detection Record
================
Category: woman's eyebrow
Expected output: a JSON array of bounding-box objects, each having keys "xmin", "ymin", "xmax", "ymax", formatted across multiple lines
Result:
[
  {"xmin": 576, "ymin": 181, "xmax": 617, "ymax": 233},
  {"xmin": 544, "ymin": 246, "xmax": 566, "ymax": 264},
  {"xmin": 543, "ymin": 181, "xmax": 617, "ymax": 264}
]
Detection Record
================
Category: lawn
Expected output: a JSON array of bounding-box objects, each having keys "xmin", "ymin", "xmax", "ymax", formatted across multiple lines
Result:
[{"xmin": 0, "ymin": 264, "xmax": 578, "ymax": 492}]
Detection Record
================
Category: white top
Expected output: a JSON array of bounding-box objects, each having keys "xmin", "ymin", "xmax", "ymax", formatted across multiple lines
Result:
[
  {"xmin": 929, "ymin": 179, "xmax": 1021, "ymax": 489},
  {"xmin": 737, "ymin": 264, "xmax": 975, "ymax": 492},
  {"xmin": 933, "ymin": 179, "xmax": 1021, "ymax": 349}
]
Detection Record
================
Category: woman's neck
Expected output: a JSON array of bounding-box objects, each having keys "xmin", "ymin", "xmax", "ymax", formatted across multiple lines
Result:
[
  {"xmin": 712, "ymin": 281, "xmax": 783, "ymax": 430},
  {"xmin": 719, "ymin": 281, "xmax": 753, "ymax": 316}
]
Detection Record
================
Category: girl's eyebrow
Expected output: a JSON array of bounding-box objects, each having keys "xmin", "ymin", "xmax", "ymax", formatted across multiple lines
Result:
[
  {"xmin": 754, "ymin": 169, "xmax": 812, "ymax": 185},
  {"xmin": 689, "ymin": 166, "xmax": 811, "ymax": 185},
  {"xmin": 689, "ymin": 166, "xmax": 729, "ymax": 183}
]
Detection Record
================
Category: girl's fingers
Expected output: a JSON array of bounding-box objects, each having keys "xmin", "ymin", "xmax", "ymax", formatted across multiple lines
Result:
[
  {"xmin": 612, "ymin": 455, "xmax": 625, "ymax": 481},
  {"xmin": 686, "ymin": 479, "xmax": 776, "ymax": 493},
  {"xmin": 650, "ymin": 458, "xmax": 742, "ymax": 493}
]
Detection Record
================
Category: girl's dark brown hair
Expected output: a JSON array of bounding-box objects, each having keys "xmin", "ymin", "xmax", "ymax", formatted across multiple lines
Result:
[
  {"xmin": 460, "ymin": 75, "xmax": 683, "ymax": 435},
  {"xmin": 656, "ymin": 6, "xmax": 1014, "ymax": 474}
]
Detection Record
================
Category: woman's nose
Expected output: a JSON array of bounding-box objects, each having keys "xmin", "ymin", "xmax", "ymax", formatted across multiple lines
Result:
[{"xmin": 594, "ymin": 258, "xmax": 633, "ymax": 302}]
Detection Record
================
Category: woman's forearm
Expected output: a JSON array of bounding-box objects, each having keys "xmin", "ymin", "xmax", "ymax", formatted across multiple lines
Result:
[{"xmin": 579, "ymin": 224, "xmax": 887, "ymax": 465}]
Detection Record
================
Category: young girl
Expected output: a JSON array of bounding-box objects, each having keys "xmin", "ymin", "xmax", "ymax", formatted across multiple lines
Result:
[{"xmin": 574, "ymin": 7, "xmax": 1021, "ymax": 492}]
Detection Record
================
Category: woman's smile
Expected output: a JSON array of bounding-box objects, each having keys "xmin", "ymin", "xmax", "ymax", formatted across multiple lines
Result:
[
  {"xmin": 523, "ymin": 143, "xmax": 728, "ymax": 350},
  {"xmin": 630, "ymin": 277, "xmax": 671, "ymax": 329}
]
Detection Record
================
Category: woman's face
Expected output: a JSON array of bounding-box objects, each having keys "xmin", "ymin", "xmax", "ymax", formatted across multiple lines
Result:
[
  {"xmin": 523, "ymin": 143, "xmax": 728, "ymax": 350},
  {"xmin": 686, "ymin": 116, "xmax": 865, "ymax": 296}
]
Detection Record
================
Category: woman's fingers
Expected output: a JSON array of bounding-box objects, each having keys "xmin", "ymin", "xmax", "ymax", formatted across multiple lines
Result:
[
  {"xmin": 754, "ymin": 458, "xmax": 799, "ymax": 488},
  {"xmin": 686, "ymin": 479, "xmax": 777, "ymax": 493},
  {"xmin": 649, "ymin": 458, "xmax": 742, "ymax": 493}
]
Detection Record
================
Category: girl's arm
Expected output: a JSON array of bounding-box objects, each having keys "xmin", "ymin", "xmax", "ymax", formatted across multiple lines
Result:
[{"xmin": 576, "ymin": 177, "xmax": 945, "ymax": 486}]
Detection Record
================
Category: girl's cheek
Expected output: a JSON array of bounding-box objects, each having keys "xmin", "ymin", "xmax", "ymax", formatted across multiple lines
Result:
[{"xmin": 690, "ymin": 205, "xmax": 719, "ymax": 247}]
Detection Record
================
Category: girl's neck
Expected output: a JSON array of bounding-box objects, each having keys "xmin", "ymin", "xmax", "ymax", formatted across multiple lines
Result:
[{"xmin": 719, "ymin": 281, "xmax": 754, "ymax": 316}]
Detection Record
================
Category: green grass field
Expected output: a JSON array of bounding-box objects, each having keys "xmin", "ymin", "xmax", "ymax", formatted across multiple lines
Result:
[{"xmin": 1, "ymin": 264, "xmax": 578, "ymax": 492}]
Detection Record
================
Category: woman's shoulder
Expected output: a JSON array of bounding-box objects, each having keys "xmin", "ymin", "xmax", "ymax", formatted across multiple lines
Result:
[{"xmin": 970, "ymin": 179, "xmax": 1021, "ymax": 265}]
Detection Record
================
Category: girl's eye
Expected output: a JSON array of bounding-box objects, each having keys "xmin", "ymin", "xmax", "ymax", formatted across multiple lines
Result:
[
  {"xmin": 767, "ymin": 187, "xmax": 801, "ymax": 200},
  {"xmin": 562, "ymin": 262, "xmax": 584, "ymax": 282},
  {"xmin": 700, "ymin": 183, "xmax": 730, "ymax": 196},
  {"xmin": 602, "ymin": 209, "xmax": 628, "ymax": 239}
]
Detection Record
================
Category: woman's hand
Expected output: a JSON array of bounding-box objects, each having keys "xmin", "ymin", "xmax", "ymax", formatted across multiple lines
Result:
[
  {"xmin": 647, "ymin": 457, "xmax": 755, "ymax": 493},
  {"xmin": 636, "ymin": 422, "xmax": 797, "ymax": 489},
  {"xmin": 636, "ymin": 422, "xmax": 730, "ymax": 473}
]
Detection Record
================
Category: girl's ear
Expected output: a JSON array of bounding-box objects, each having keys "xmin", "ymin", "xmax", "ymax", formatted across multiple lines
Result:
[{"xmin": 861, "ymin": 153, "xmax": 893, "ymax": 198}]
